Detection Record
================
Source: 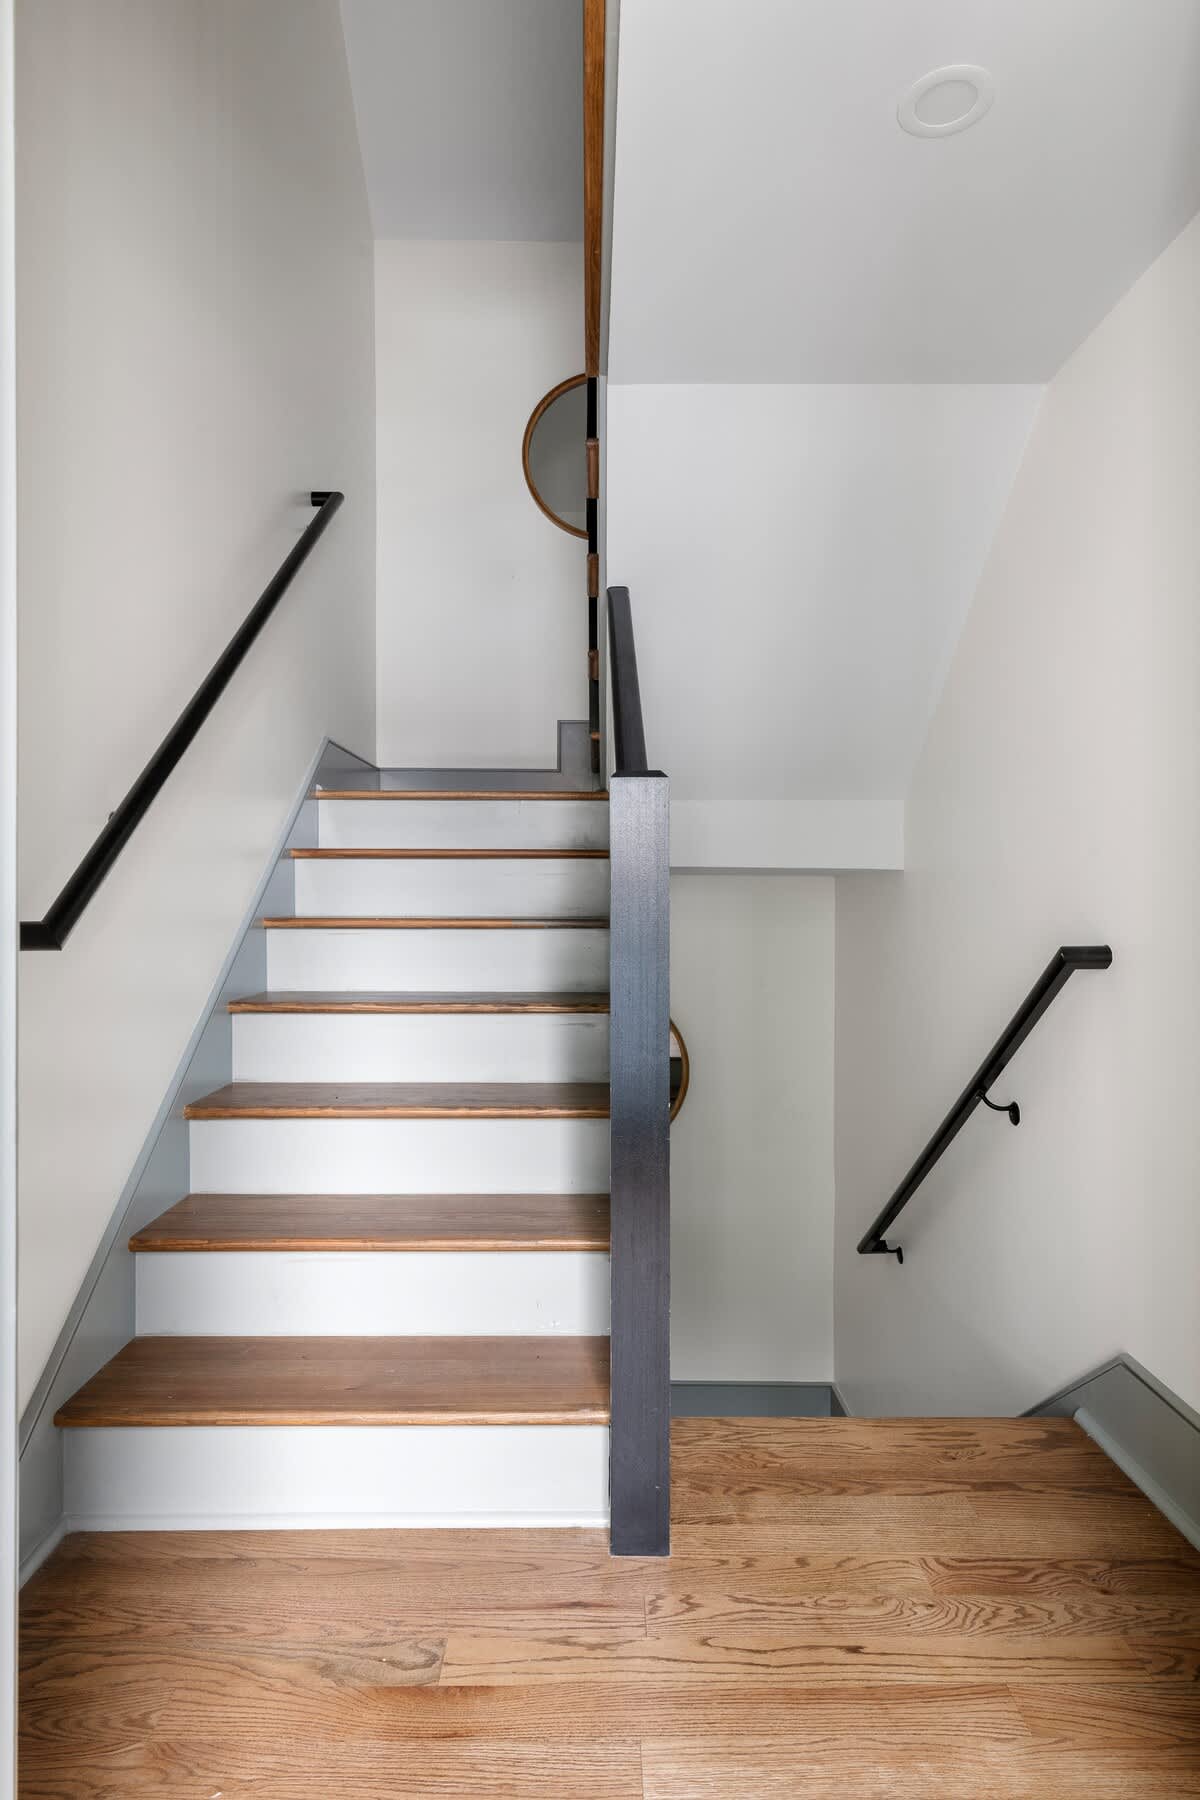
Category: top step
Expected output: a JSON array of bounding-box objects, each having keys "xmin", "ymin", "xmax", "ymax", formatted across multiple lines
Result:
[{"xmin": 316, "ymin": 794, "xmax": 609, "ymax": 853}]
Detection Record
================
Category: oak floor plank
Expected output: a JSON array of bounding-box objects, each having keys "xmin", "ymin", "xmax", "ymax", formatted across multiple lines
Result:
[
  {"xmin": 1012, "ymin": 1679, "xmax": 1200, "ymax": 1746},
  {"xmin": 129, "ymin": 1192, "xmax": 612, "ymax": 1253},
  {"xmin": 919, "ymin": 1554, "xmax": 1200, "ymax": 1596},
  {"xmin": 20, "ymin": 1676, "xmax": 1030, "ymax": 1749},
  {"xmin": 22, "ymin": 1568, "xmax": 645, "ymax": 1643},
  {"xmin": 671, "ymin": 1416, "xmax": 1140, "ymax": 1502},
  {"xmin": 18, "ymin": 1740, "xmax": 643, "ymax": 1800},
  {"xmin": 183, "ymin": 1080, "xmax": 611, "ymax": 1118},
  {"xmin": 644, "ymin": 1583, "xmax": 1200, "ymax": 1639},
  {"xmin": 438, "ymin": 1628, "xmax": 1148, "ymax": 1686},
  {"xmin": 53, "ymin": 1336, "xmax": 610, "ymax": 1427},
  {"xmin": 640, "ymin": 1739, "xmax": 1200, "ymax": 1799}
]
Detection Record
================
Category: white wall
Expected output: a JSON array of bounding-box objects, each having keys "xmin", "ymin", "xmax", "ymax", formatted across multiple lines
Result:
[
  {"xmin": 16, "ymin": 0, "xmax": 376, "ymax": 1413},
  {"xmin": 671, "ymin": 874, "xmax": 834, "ymax": 1381},
  {"xmin": 605, "ymin": 382, "xmax": 1038, "ymax": 868},
  {"xmin": 834, "ymin": 214, "xmax": 1200, "ymax": 1418},
  {"xmin": 375, "ymin": 239, "xmax": 585, "ymax": 768}
]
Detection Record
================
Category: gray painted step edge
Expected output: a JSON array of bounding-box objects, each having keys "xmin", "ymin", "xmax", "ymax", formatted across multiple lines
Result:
[
  {"xmin": 1026, "ymin": 1353, "xmax": 1200, "ymax": 1553},
  {"xmin": 671, "ymin": 1382, "xmax": 845, "ymax": 1418}
]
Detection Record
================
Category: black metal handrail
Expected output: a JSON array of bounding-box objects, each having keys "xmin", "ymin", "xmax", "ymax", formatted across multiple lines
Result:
[
  {"xmin": 607, "ymin": 586, "xmax": 648, "ymax": 773},
  {"xmin": 20, "ymin": 492, "xmax": 344, "ymax": 950},
  {"xmin": 858, "ymin": 944, "xmax": 1113, "ymax": 1262},
  {"xmin": 606, "ymin": 585, "xmax": 670, "ymax": 1556}
]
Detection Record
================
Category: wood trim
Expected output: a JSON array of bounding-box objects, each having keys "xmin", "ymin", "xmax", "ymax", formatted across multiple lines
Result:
[
  {"xmin": 587, "ymin": 553, "xmax": 599, "ymax": 598},
  {"xmin": 288, "ymin": 848, "xmax": 609, "ymax": 861},
  {"xmin": 183, "ymin": 1081, "xmax": 612, "ymax": 1119},
  {"xmin": 260, "ymin": 916, "xmax": 610, "ymax": 931},
  {"xmin": 583, "ymin": 0, "xmax": 605, "ymax": 375},
  {"xmin": 521, "ymin": 373, "xmax": 588, "ymax": 539},
  {"xmin": 670, "ymin": 1017, "xmax": 691, "ymax": 1123},
  {"xmin": 130, "ymin": 1193, "xmax": 612, "ymax": 1253},
  {"xmin": 228, "ymin": 991, "xmax": 611, "ymax": 1015},
  {"xmin": 586, "ymin": 436, "xmax": 600, "ymax": 498},
  {"xmin": 53, "ymin": 1335, "xmax": 611, "ymax": 1427},
  {"xmin": 310, "ymin": 789, "xmax": 608, "ymax": 802}
]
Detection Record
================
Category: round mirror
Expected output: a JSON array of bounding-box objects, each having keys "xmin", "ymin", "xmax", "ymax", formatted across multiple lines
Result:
[
  {"xmin": 670, "ymin": 1019, "xmax": 690, "ymax": 1122},
  {"xmin": 523, "ymin": 373, "xmax": 588, "ymax": 538}
]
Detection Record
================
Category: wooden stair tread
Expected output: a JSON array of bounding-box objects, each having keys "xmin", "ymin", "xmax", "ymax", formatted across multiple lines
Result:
[
  {"xmin": 130, "ymin": 1193, "xmax": 612, "ymax": 1252},
  {"xmin": 53, "ymin": 1336, "xmax": 610, "ymax": 1427},
  {"xmin": 312, "ymin": 789, "xmax": 608, "ymax": 801},
  {"xmin": 229, "ymin": 991, "xmax": 610, "ymax": 1014},
  {"xmin": 289, "ymin": 847, "xmax": 609, "ymax": 860},
  {"xmin": 261, "ymin": 917, "xmax": 610, "ymax": 930},
  {"xmin": 184, "ymin": 1081, "xmax": 611, "ymax": 1118}
]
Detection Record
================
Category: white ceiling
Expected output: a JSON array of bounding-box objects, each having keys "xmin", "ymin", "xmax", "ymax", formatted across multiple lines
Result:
[
  {"xmin": 608, "ymin": 0, "xmax": 1200, "ymax": 382},
  {"xmin": 606, "ymin": 383, "xmax": 1041, "ymax": 814},
  {"xmin": 340, "ymin": 0, "xmax": 583, "ymax": 242}
]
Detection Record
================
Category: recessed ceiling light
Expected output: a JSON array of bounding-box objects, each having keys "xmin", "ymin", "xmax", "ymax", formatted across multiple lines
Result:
[{"xmin": 898, "ymin": 64, "xmax": 995, "ymax": 138}]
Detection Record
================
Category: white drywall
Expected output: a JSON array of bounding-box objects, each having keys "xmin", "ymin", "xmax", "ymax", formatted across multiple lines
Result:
[
  {"xmin": 341, "ymin": 0, "xmax": 583, "ymax": 242},
  {"xmin": 608, "ymin": 0, "xmax": 1200, "ymax": 382},
  {"xmin": 605, "ymin": 382, "xmax": 1039, "ymax": 866},
  {"xmin": 375, "ymin": 240, "xmax": 586, "ymax": 767},
  {"xmin": 671, "ymin": 874, "xmax": 834, "ymax": 1380},
  {"xmin": 834, "ymin": 213, "xmax": 1200, "ymax": 1418},
  {"xmin": 16, "ymin": 0, "xmax": 376, "ymax": 1414}
]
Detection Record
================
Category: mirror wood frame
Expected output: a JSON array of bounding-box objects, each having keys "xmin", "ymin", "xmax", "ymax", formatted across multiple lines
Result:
[{"xmin": 522, "ymin": 371, "xmax": 589, "ymax": 539}]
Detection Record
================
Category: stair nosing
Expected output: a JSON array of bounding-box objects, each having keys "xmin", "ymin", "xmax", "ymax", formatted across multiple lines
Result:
[
  {"xmin": 312, "ymin": 789, "xmax": 609, "ymax": 802},
  {"xmin": 228, "ymin": 991, "xmax": 611, "ymax": 1015},
  {"xmin": 184, "ymin": 1081, "xmax": 611, "ymax": 1120},
  {"xmin": 290, "ymin": 847, "xmax": 609, "ymax": 860},
  {"xmin": 130, "ymin": 1193, "xmax": 612, "ymax": 1254},
  {"xmin": 54, "ymin": 1335, "xmax": 611, "ymax": 1429},
  {"xmin": 260, "ymin": 916, "xmax": 610, "ymax": 930}
]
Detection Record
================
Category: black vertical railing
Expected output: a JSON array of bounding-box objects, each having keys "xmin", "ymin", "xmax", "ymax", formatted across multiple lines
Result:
[{"xmin": 606, "ymin": 586, "xmax": 670, "ymax": 1556}]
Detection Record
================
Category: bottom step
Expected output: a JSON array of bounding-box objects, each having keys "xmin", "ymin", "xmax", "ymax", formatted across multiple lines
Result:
[
  {"xmin": 56, "ymin": 1336, "xmax": 610, "ymax": 1530},
  {"xmin": 63, "ymin": 1424, "xmax": 610, "ymax": 1529}
]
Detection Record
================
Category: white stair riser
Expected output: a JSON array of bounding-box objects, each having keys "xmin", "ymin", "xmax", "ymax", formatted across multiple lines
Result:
[
  {"xmin": 136, "ymin": 1251, "xmax": 610, "ymax": 1336},
  {"xmin": 232, "ymin": 1013, "xmax": 609, "ymax": 1083},
  {"xmin": 294, "ymin": 857, "xmax": 609, "ymax": 920},
  {"xmin": 189, "ymin": 1117, "xmax": 610, "ymax": 1194},
  {"xmin": 63, "ymin": 1425, "xmax": 609, "ymax": 1528},
  {"xmin": 266, "ymin": 926, "xmax": 610, "ymax": 992},
  {"xmin": 318, "ymin": 798, "xmax": 608, "ymax": 851}
]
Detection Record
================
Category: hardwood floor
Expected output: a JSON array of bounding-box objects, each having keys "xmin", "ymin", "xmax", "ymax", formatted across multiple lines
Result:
[{"xmin": 20, "ymin": 1418, "xmax": 1200, "ymax": 1797}]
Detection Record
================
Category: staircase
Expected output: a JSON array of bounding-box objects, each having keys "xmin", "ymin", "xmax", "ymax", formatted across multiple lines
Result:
[{"xmin": 54, "ymin": 784, "xmax": 619, "ymax": 1530}]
